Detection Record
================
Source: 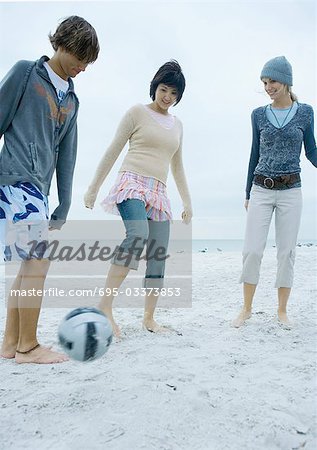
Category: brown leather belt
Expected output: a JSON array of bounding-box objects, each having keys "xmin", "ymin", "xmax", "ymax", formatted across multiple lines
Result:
[{"xmin": 254, "ymin": 173, "xmax": 300, "ymax": 189}]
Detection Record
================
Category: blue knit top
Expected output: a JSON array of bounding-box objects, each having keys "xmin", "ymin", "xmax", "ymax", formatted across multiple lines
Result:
[{"xmin": 245, "ymin": 102, "xmax": 317, "ymax": 199}]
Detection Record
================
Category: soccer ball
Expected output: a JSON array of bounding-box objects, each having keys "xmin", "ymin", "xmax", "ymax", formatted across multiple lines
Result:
[{"xmin": 58, "ymin": 307, "xmax": 113, "ymax": 361}]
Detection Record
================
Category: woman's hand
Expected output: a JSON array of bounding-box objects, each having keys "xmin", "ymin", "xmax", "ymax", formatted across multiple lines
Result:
[
  {"xmin": 182, "ymin": 206, "xmax": 193, "ymax": 224},
  {"xmin": 48, "ymin": 226, "xmax": 59, "ymax": 231},
  {"xmin": 244, "ymin": 199, "xmax": 249, "ymax": 211},
  {"xmin": 84, "ymin": 189, "xmax": 97, "ymax": 209}
]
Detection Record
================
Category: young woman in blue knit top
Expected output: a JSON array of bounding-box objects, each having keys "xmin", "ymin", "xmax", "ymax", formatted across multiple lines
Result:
[{"xmin": 233, "ymin": 56, "xmax": 317, "ymax": 328}]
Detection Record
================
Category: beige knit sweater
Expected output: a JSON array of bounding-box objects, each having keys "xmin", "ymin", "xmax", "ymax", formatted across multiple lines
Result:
[{"xmin": 84, "ymin": 104, "xmax": 192, "ymax": 217}]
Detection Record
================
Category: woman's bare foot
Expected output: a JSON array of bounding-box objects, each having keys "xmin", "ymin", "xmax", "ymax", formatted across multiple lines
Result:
[
  {"xmin": 100, "ymin": 308, "xmax": 121, "ymax": 338},
  {"xmin": 231, "ymin": 309, "xmax": 252, "ymax": 328},
  {"xmin": 278, "ymin": 311, "xmax": 292, "ymax": 327},
  {"xmin": 142, "ymin": 318, "xmax": 169, "ymax": 333},
  {"xmin": 108, "ymin": 319, "xmax": 121, "ymax": 338},
  {"xmin": 15, "ymin": 345, "xmax": 69, "ymax": 364}
]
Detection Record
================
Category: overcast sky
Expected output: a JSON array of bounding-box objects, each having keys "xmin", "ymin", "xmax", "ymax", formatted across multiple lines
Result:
[{"xmin": 0, "ymin": 0, "xmax": 316, "ymax": 239}]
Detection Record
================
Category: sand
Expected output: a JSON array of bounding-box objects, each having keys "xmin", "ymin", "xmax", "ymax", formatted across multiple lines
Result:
[{"xmin": 0, "ymin": 246, "xmax": 316, "ymax": 450}]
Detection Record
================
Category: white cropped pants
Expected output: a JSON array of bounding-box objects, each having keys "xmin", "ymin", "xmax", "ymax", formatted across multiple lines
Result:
[{"xmin": 240, "ymin": 185, "xmax": 302, "ymax": 288}]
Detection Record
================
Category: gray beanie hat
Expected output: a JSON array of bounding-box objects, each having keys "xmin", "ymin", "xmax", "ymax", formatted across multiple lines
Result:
[{"xmin": 260, "ymin": 56, "xmax": 293, "ymax": 86}]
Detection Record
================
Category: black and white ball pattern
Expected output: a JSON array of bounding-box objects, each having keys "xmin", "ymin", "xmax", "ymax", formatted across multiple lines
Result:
[{"xmin": 58, "ymin": 307, "xmax": 113, "ymax": 361}]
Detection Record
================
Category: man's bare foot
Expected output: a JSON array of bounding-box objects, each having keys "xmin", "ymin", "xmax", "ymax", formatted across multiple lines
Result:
[
  {"xmin": 142, "ymin": 318, "xmax": 169, "ymax": 333},
  {"xmin": 231, "ymin": 309, "xmax": 252, "ymax": 328},
  {"xmin": 1, "ymin": 342, "xmax": 53, "ymax": 359},
  {"xmin": 15, "ymin": 345, "xmax": 69, "ymax": 364},
  {"xmin": 1, "ymin": 342, "xmax": 17, "ymax": 359},
  {"xmin": 278, "ymin": 311, "xmax": 292, "ymax": 328}
]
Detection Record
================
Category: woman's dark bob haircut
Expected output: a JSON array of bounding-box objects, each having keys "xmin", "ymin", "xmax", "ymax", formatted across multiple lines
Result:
[
  {"xmin": 150, "ymin": 60, "xmax": 185, "ymax": 105},
  {"xmin": 49, "ymin": 15, "xmax": 99, "ymax": 64}
]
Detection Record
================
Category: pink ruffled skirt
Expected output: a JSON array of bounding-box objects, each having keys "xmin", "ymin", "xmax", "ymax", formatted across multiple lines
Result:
[{"xmin": 101, "ymin": 171, "xmax": 172, "ymax": 222}]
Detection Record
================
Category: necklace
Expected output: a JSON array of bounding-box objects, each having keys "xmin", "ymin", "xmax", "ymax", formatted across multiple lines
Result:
[{"xmin": 269, "ymin": 102, "xmax": 294, "ymax": 129}]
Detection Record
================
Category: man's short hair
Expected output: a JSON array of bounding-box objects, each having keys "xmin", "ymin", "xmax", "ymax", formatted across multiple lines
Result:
[{"xmin": 49, "ymin": 16, "xmax": 99, "ymax": 63}]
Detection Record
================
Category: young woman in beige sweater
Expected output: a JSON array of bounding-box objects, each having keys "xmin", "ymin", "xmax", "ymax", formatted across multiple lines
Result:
[{"xmin": 84, "ymin": 61, "xmax": 192, "ymax": 337}]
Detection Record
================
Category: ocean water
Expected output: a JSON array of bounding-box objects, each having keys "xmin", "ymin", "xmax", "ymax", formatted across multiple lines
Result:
[
  {"xmin": 0, "ymin": 239, "xmax": 316, "ymax": 266},
  {"xmin": 192, "ymin": 239, "xmax": 317, "ymax": 253}
]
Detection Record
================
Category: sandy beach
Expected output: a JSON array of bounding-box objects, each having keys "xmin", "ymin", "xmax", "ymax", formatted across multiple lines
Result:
[{"xmin": 0, "ymin": 246, "xmax": 316, "ymax": 450}]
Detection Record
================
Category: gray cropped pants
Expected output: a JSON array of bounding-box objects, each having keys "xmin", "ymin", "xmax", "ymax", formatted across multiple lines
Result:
[
  {"xmin": 111, "ymin": 199, "xmax": 170, "ymax": 289},
  {"xmin": 240, "ymin": 185, "xmax": 302, "ymax": 288}
]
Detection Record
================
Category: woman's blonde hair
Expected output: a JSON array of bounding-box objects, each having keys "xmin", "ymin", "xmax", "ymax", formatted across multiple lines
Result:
[{"xmin": 287, "ymin": 85, "xmax": 298, "ymax": 102}]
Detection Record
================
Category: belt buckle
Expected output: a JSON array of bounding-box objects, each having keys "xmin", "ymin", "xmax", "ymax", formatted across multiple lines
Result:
[{"xmin": 264, "ymin": 177, "xmax": 274, "ymax": 189}]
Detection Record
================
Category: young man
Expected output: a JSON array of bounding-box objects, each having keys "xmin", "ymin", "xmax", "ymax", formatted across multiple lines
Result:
[{"xmin": 0, "ymin": 16, "xmax": 99, "ymax": 363}]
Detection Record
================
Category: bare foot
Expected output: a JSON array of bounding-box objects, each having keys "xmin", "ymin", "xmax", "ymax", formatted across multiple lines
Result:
[
  {"xmin": 108, "ymin": 319, "xmax": 121, "ymax": 338},
  {"xmin": 231, "ymin": 309, "xmax": 252, "ymax": 328},
  {"xmin": 278, "ymin": 311, "xmax": 292, "ymax": 328},
  {"xmin": 142, "ymin": 319, "xmax": 169, "ymax": 333},
  {"xmin": 1, "ymin": 343, "xmax": 53, "ymax": 359},
  {"xmin": 15, "ymin": 345, "xmax": 69, "ymax": 364},
  {"xmin": 1, "ymin": 343, "xmax": 17, "ymax": 359},
  {"xmin": 100, "ymin": 308, "xmax": 121, "ymax": 338}
]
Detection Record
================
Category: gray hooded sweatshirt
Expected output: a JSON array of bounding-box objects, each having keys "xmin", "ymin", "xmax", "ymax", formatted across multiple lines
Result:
[{"xmin": 0, "ymin": 55, "xmax": 79, "ymax": 228}]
